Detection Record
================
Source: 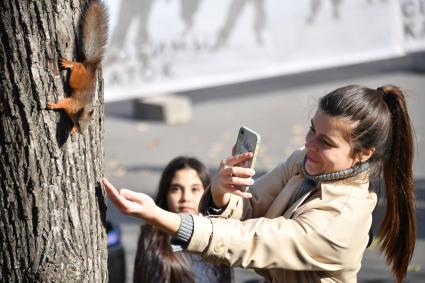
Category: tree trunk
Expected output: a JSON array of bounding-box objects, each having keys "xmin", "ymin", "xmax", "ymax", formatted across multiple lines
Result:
[{"xmin": 0, "ymin": 0, "xmax": 107, "ymax": 282}]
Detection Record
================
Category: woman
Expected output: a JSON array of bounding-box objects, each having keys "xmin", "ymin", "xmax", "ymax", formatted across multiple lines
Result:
[
  {"xmin": 104, "ymin": 85, "xmax": 415, "ymax": 283},
  {"xmin": 132, "ymin": 156, "xmax": 232, "ymax": 283}
]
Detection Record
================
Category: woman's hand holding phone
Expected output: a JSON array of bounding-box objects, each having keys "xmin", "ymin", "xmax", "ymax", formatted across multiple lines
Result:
[{"xmin": 210, "ymin": 152, "xmax": 256, "ymax": 208}]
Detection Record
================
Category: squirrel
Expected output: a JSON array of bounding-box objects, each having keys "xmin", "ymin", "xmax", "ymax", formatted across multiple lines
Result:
[{"xmin": 48, "ymin": 0, "xmax": 108, "ymax": 135}]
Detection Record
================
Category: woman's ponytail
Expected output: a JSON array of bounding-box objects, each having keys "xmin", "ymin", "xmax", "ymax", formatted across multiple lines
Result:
[{"xmin": 378, "ymin": 85, "xmax": 416, "ymax": 283}]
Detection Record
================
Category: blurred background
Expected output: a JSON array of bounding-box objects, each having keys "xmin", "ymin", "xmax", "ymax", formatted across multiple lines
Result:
[{"xmin": 102, "ymin": 0, "xmax": 425, "ymax": 282}]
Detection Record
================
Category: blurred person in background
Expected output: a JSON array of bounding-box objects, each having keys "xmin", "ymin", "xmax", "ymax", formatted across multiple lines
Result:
[{"xmin": 132, "ymin": 156, "xmax": 232, "ymax": 283}]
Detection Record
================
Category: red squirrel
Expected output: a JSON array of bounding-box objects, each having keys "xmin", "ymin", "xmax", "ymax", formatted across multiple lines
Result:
[{"xmin": 48, "ymin": 0, "xmax": 108, "ymax": 135}]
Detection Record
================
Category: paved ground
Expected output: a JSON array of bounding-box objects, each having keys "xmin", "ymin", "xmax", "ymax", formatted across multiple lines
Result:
[{"xmin": 104, "ymin": 68, "xmax": 425, "ymax": 282}]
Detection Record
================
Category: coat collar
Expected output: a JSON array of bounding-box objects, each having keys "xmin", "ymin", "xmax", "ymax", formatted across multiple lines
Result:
[
  {"xmin": 284, "ymin": 171, "xmax": 371, "ymax": 219},
  {"xmin": 319, "ymin": 172, "xmax": 370, "ymax": 200},
  {"xmin": 296, "ymin": 160, "xmax": 371, "ymax": 201}
]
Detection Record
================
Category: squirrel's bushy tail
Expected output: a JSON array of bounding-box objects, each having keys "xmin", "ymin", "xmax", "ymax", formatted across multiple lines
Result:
[{"xmin": 82, "ymin": 0, "xmax": 108, "ymax": 66}]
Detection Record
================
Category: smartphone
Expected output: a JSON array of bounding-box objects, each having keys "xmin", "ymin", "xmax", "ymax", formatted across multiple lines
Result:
[{"xmin": 234, "ymin": 127, "xmax": 261, "ymax": 191}]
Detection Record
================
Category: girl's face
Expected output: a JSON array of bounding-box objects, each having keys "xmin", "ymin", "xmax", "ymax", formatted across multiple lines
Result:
[
  {"xmin": 305, "ymin": 110, "xmax": 358, "ymax": 175},
  {"xmin": 166, "ymin": 168, "xmax": 205, "ymax": 214}
]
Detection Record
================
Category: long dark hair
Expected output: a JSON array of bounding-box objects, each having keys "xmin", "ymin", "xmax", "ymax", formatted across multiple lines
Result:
[
  {"xmin": 134, "ymin": 156, "xmax": 230, "ymax": 283},
  {"xmin": 319, "ymin": 85, "xmax": 415, "ymax": 283}
]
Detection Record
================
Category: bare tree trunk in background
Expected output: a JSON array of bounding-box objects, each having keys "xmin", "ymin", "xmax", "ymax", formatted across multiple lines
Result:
[{"xmin": 0, "ymin": 0, "xmax": 107, "ymax": 282}]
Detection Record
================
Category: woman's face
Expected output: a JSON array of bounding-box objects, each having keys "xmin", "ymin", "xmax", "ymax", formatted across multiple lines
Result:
[
  {"xmin": 305, "ymin": 110, "xmax": 358, "ymax": 175},
  {"xmin": 166, "ymin": 168, "xmax": 205, "ymax": 214}
]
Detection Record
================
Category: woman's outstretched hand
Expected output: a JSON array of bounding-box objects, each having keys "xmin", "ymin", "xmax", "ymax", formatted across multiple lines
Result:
[
  {"xmin": 211, "ymin": 152, "xmax": 256, "ymax": 208},
  {"xmin": 102, "ymin": 177, "xmax": 158, "ymax": 221},
  {"xmin": 102, "ymin": 178, "xmax": 180, "ymax": 235}
]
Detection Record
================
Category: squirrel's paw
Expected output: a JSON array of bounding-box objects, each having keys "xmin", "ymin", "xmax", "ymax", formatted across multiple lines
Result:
[
  {"xmin": 71, "ymin": 126, "xmax": 79, "ymax": 135},
  {"xmin": 47, "ymin": 102, "xmax": 57, "ymax": 110},
  {"xmin": 58, "ymin": 58, "xmax": 73, "ymax": 69}
]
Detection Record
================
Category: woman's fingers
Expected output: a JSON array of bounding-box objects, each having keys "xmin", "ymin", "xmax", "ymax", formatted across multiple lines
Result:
[
  {"xmin": 214, "ymin": 168, "xmax": 254, "ymax": 189},
  {"xmin": 103, "ymin": 178, "xmax": 123, "ymax": 204},
  {"xmin": 120, "ymin": 189, "xmax": 145, "ymax": 203},
  {"xmin": 211, "ymin": 153, "xmax": 256, "ymax": 200},
  {"xmin": 221, "ymin": 165, "xmax": 255, "ymax": 178},
  {"xmin": 214, "ymin": 173, "xmax": 254, "ymax": 197},
  {"xmin": 102, "ymin": 177, "xmax": 161, "ymax": 223},
  {"xmin": 225, "ymin": 175, "xmax": 255, "ymax": 187},
  {"xmin": 103, "ymin": 178, "xmax": 140, "ymax": 214},
  {"xmin": 210, "ymin": 152, "xmax": 256, "ymax": 206},
  {"xmin": 226, "ymin": 184, "xmax": 253, "ymax": 198},
  {"xmin": 221, "ymin": 152, "xmax": 253, "ymax": 167},
  {"xmin": 233, "ymin": 190, "xmax": 252, "ymax": 199},
  {"xmin": 102, "ymin": 177, "xmax": 116, "ymax": 193}
]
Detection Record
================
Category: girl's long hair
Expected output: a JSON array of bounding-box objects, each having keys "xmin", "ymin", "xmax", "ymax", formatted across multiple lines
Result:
[
  {"xmin": 134, "ymin": 225, "xmax": 195, "ymax": 283},
  {"xmin": 319, "ymin": 85, "xmax": 415, "ymax": 283}
]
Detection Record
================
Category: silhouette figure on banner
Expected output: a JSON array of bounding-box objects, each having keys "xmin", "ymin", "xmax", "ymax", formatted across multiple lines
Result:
[
  {"xmin": 306, "ymin": 0, "xmax": 387, "ymax": 24},
  {"xmin": 215, "ymin": 0, "xmax": 266, "ymax": 49}
]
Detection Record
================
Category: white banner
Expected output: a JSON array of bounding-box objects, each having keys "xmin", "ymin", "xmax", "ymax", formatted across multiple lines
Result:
[{"xmin": 103, "ymin": 0, "xmax": 409, "ymax": 102}]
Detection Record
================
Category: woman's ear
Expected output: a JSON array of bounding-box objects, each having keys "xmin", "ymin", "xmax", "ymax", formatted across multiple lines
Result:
[{"xmin": 360, "ymin": 147, "xmax": 376, "ymax": 162}]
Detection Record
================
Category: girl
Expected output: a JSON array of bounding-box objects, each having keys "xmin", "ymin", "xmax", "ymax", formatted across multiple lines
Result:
[{"xmin": 132, "ymin": 156, "xmax": 232, "ymax": 283}]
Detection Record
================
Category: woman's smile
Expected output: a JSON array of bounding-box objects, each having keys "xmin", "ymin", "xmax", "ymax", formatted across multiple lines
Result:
[{"xmin": 307, "ymin": 154, "xmax": 320, "ymax": 163}]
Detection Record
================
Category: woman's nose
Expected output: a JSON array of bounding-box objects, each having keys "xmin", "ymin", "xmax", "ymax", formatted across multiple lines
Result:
[{"xmin": 305, "ymin": 136, "xmax": 318, "ymax": 152}]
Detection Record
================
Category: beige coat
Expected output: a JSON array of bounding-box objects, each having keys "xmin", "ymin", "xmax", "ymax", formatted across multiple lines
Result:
[{"xmin": 187, "ymin": 149, "xmax": 377, "ymax": 283}]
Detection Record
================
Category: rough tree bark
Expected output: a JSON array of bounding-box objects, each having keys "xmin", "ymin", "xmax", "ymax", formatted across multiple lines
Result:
[{"xmin": 0, "ymin": 1, "xmax": 108, "ymax": 282}]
